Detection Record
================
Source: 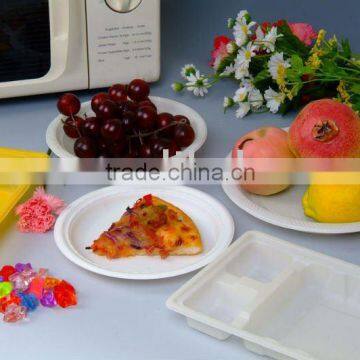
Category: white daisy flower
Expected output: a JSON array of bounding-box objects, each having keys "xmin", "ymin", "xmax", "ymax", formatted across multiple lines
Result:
[
  {"xmin": 236, "ymin": 102, "xmax": 251, "ymax": 118},
  {"xmin": 236, "ymin": 10, "xmax": 250, "ymax": 23},
  {"xmin": 233, "ymin": 44, "xmax": 255, "ymax": 80},
  {"xmin": 249, "ymin": 88, "xmax": 264, "ymax": 109},
  {"xmin": 263, "ymin": 27, "xmax": 282, "ymax": 53},
  {"xmin": 255, "ymin": 26, "xmax": 265, "ymax": 41},
  {"xmin": 268, "ymin": 52, "xmax": 291, "ymax": 82},
  {"xmin": 233, "ymin": 21, "xmax": 256, "ymax": 47},
  {"xmin": 264, "ymin": 87, "xmax": 285, "ymax": 113},
  {"xmin": 221, "ymin": 64, "xmax": 236, "ymax": 76},
  {"xmin": 233, "ymin": 86, "xmax": 248, "ymax": 103},
  {"xmin": 181, "ymin": 64, "xmax": 197, "ymax": 79},
  {"xmin": 186, "ymin": 71, "xmax": 210, "ymax": 97},
  {"xmin": 237, "ymin": 42, "xmax": 257, "ymax": 64},
  {"xmin": 223, "ymin": 96, "xmax": 235, "ymax": 108},
  {"xmin": 234, "ymin": 61, "xmax": 250, "ymax": 80},
  {"xmin": 253, "ymin": 27, "xmax": 264, "ymax": 51},
  {"xmin": 241, "ymin": 77, "xmax": 255, "ymax": 91}
]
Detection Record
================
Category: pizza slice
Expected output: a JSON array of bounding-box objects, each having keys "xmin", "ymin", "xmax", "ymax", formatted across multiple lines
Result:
[{"xmin": 90, "ymin": 194, "xmax": 203, "ymax": 259}]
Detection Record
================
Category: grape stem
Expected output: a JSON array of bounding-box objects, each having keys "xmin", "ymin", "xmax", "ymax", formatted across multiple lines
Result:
[
  {"xmin": 61, "ymin": 114, "xmax": 82, "ymax": 138},
  {"xmin": 128, "ymin": 119, "xmax": 188, "ymax": 139}
]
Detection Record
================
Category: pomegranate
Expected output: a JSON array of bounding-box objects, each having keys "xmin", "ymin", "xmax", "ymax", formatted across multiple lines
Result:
[
  {"xmin": 232, "ymin": 127, "xmax": 295, "ymax": 196},
  {"xmin": 289, "ymin": 99, "xmax": 360, "ymax": 158}
]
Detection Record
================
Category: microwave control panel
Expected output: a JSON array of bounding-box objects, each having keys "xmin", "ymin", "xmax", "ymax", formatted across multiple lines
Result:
[{"xmin": 86, "ymin": 0, "xmax": 160, "ymax": 88}]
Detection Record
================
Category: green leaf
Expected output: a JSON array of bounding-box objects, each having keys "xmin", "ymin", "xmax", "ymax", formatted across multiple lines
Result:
[
  {"xmin": 285, "ymin": 68, "xmax": 301, "ymax": 82},
  {"xmin": 290, "ymin": 54, "xmax": 304, "ymax": 71},
  {"xmin": 321, "ymin": 59, "xmax": 347, "ymax": 78},
  {"xmin": 352, "ymin": 95, "xmax": 360, "ymax": 112},
  {"xmin": 254, "ymin": 68, "xmax": 270, "ymax": 82},
  {"xmin": 291, "ymin": 83, "xmax": 303, "ymax": 97},
  {"xmin": 340, "ymin": 39, "xmax": 352, "ymax": 59},
  {"xmin": 249, "ymin": 54, "xmax": 271, "ymax": 75},
  {"xmin": 253, "ymin": 69, "xmax": 272, "ymax": 91},
  {"xmin": 350, "ymin": 83, "xmax": 360, "ymax": 95}
]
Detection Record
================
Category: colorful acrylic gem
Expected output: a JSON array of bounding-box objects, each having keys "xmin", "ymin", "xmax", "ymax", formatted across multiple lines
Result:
[
  {"xmin": 28, "ymin": 277, "xmax": 45, "ymax": 299},
  {"xmin": 44, "ymin": 277, "xmax": 61, "ymax": 289},
  {"xmin": 18, "ymin": 293, "xmax": 39, "ymax": 312},
  {"xmin": 0, "ymin": 293, "xmax": 21, "ymax": 313},
  {"xmin": 9, "ymin": 274, "xmax": 29, "ymax": 292},
  {"xmin": 0, "ymin": 282, "xmax": 13, "ymax": 299},
  {"xmin": 0, "ymin": 266, "xmax": 16, "ymax": 282},
  {"xmin": 54, "ymin": 281, "xmax": 77, "ymax": 308},
  {"xmin": 0, "ymin": 263, "xmax": 77, "ymax": 323},
  {"xmin": 3, "ymin": 303, "xmax": 27, "ymax": 323},
  {"xmin": 40, "ymin": 290, "xmax": 57, "ymax": 308},
  {"xmin": 14, "ymin": 263, "xmax": 32, "ymax": 273}
]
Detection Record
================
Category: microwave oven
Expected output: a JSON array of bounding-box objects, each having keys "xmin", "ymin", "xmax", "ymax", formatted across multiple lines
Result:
[{"xmin": 0, "ymin": 0, "xmax": 161, "ymax": 99}]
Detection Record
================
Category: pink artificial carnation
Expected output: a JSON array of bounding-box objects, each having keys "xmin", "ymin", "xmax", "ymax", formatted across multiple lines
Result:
[
  {"xmin": 16, "ymin": 187, "xmax": 65, "ymax": 233},
  {"xmin": 33, "ymin": 187, "xmax": 65, "ymax": 215},
  {"xmin": 210, "ymin": 35, "xmax": 231, "ymax": 69},
  {"xmin": 17, "ymin": 212, "xmax": 56, "ymax": 233},
  {"xmin": 289, "ymin": 23, "xmax": 318, "ymax": 46},
  {"xmin": 16, "ymin": 198, "xmax": 52, "ymax": 217}
]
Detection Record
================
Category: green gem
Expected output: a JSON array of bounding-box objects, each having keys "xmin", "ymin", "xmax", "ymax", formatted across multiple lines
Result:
[{"xmin": 0, "ymin": 282, "xmax": 13, "ymax": 299}]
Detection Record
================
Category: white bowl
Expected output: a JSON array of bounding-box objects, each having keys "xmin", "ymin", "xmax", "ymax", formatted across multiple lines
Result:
[{"xmin": 46, "ymin": 96, "xmax": 207, "ymax": 158}]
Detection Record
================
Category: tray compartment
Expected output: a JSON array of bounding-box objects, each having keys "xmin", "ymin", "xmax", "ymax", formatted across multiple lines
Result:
[
  {"xmin": 244, "ymin": 264, "xmax": 360, "ymax": 360},
  {"xmin": 225, "ymin": 241, "xmax": 293, "ymax": 283},
  {"xmin": 184, "ymin": 273, "xmax": 259, "ymax": 324}
]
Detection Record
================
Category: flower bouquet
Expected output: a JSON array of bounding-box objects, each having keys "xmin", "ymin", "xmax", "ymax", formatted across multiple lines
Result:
[{"xmin": 172, "ymin": 10, "xmax": 360, "ymax": 118}]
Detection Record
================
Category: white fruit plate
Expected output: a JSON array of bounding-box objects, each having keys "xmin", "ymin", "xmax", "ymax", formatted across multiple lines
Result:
[
  {"xmin": 222, "ymin": 152, "xmax": 360, "ymax": 234},
  {"xmin": 54, "ymin": 186, "xmax": 234, "ymax": 280},
  {"xmin": 46, "ymin": 96, "xmax": 207, "ymax": 158}
]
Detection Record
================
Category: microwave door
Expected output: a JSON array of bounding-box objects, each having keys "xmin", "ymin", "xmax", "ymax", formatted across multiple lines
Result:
[
  {"xmin": 0, "ymin": 0, "xmax": 51, "ymax": 83},
  {"xmin": 0, "ymin": 0, "xmax": 88, "ymax": 99}
]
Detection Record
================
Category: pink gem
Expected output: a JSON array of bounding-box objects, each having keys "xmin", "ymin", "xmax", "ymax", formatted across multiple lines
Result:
[
  {"xmin": 3, "ymin": 304, "xmax": 27, "ymax": 323},
  {"xmin": 9, "ymin": 270, "xmax": 36, "ymax": 292}
]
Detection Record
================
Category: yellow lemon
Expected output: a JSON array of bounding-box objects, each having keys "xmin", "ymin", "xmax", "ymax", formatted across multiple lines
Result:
[{"xmin": 303, "ymin": 184, "xmax": 360, "ymax": 223}]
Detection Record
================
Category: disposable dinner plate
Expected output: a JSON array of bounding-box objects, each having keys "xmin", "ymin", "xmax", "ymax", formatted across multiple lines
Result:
[
  {"xmin": 54, "ymin": 186, "xmax": 234, "ymax": 280},
  {"xmin": 222, "ymin": 152, "xmax": 360, "ymax": 234},
  {"xmin": 46, "ymin": 96, "xmax": 207, "ymax": 158}
]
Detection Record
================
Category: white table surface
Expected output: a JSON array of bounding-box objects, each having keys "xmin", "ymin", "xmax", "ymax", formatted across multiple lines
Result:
[{"xmin": 0, "ymin": 0, "xmax": 359, "ymax": 359}]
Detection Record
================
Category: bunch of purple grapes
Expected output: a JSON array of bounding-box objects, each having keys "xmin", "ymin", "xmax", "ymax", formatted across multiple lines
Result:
[{"xmin": 58, "ymin": 79, "xmax": 196, "ymax": 158}]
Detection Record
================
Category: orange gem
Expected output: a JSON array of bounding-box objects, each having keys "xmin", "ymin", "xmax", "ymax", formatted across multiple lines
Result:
[
  {"xmin": 0, "ymin": 293, "xmax": 21, "ymax": 313},
  {"xmin": 44, "ymin": 277, "xmax": 61, "ymax": 289}
]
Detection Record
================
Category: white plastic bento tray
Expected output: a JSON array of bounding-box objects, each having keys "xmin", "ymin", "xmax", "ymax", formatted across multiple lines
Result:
[{"xmin": 167, "ymin": 231, "xmax": 360, "ymax": 360}]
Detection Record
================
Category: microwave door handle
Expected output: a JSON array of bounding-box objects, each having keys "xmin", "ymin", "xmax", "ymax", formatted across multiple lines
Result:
[{"xmin": 48, "ymin": 0, "xmax": 71, "ymax": 79}]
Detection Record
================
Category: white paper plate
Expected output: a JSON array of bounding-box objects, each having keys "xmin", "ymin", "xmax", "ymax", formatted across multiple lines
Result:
[
  {"xmin": 54, "ymin": 186, "xmax": 234, "ymax": 280},
  {"xmin": 222, "ymin": 153, "xmax": 360, "ymax": 234},
  {"xmin": 46, "ymin": 96, "xmax": 207, "ymax": 158}
]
